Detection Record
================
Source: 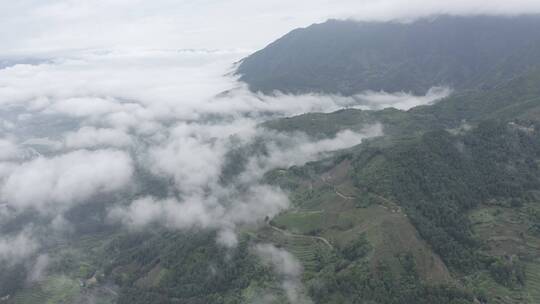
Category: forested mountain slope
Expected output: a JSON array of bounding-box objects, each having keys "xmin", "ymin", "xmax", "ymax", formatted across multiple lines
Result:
[
  {"xmin": 264, "ymin": 120, "xmax": 540, "ymax": 304},
  {"xmin": 237, "ymin": 15, "xmax": 540, "ymax": 95},
  {"xmin": 67, "ymin": 66, "xmax": 540, "ymax": 304}
]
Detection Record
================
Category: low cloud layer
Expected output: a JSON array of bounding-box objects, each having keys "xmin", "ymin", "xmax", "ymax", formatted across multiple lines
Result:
[
  {"xmin": 109, "ymin": 185, "xmax": 290, "ymax": 247},
  {"xmin": 0, "ymin": 230, "xmax": 38, "ymax": 265},
  {"xmin": 0, "ymin": 138, "xmax": 20, "ymax": 161},
  {"xmin": 27, "ymin": 254, "xmax": 50, "ymax": 283},
  {"xmin": 1, "ymin": 149, "xmax": 133, "ymax": 213},
  {"xmin": 347, "ymin": 0, "xmax": 540, "ymax": 22},
  {"xmin": 0, "ymin": 49, "xmax": 428, "ymax": 265},
  {"xmin": 108, "ymin": 123, "xmax": 381, "ymax": 247},
  {"xmin": 353, "ymin": 87, "xmax": 451, "ymax": 111},
  {"xmin": 63, "ymin": 127, "xmax": 132, "ymax": 149}
]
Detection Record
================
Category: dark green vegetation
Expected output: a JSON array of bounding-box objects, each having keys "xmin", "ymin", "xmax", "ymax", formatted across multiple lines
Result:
[
  {"xmin": 258, "ymin": 68, "xmax": 540, "ymax": 303},
  {"xmin": 237, "ymin": 15, "xmax": 540, "ymax": 95}
]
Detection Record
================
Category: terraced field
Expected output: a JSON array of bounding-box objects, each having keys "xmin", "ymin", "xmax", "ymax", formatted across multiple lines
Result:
[
  {"xmin": 6, "ymin": 232, "xmax": 119, "ymax": 304},
  {"xmin": 256, "ymin": 224, "xmax": 333, "ymax": 274},
  {"xmin": 469, "ymin": 204, "xmax": 540, "ymax": 304},
  {"xmin": 272, "ymin": 211, "xmax": 326, "ymax": 235},
  {"xmin": 524, "ymin": 261, "xmax": 540, "ymax": 303},
  {"xmin": 267, "ymin": 161, "xmax": 455, "ymax": 285},
  {"xmin": 280, "ymin": 235, "xmax": 330, "ymax": 273},
  {"xmin": 10, "ymin": 276, "xmax": 80, "ymax": 304}
]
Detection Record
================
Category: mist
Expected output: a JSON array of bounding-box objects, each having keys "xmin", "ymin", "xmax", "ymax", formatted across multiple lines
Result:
[
  {"xmin": 2, "ymin": 1, "xmax": 540, "ymax": 55},
  {"xmin": 0, "ymin": 230, "xmax": 38, "ymax": 265},
  {"xmin": 352, "ymin": 87, "xmax": 451, "ymax": 110},
  {"xmin": 0, "ymin": 47, "xmax": 451, "ymax": 269},
  {"xmin": 255, "ymin": 244, "xmax": 313, "ymax": 304}
]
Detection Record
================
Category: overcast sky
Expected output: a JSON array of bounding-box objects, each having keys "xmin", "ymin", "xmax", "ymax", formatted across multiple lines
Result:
[{"xmin": 2, "ymin": 0, "xmax": 540, "ymax": 56}]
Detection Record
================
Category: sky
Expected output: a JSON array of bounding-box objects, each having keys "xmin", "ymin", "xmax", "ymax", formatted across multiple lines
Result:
[
  {"xmin": 1, "ymin": 0, "xmax": 539, "ymax": 291},
  {"xmin": 2, "ymin": 0, "xmax": 540, "ymax": 56}
]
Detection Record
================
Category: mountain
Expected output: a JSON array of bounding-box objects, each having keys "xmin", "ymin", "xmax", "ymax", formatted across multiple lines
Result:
[{"xmin": 237, "ymin": 15, "xmax": 540, "ymax": 95}]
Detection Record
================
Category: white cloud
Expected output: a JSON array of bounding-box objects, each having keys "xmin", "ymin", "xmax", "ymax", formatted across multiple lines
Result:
[
  {"xmin": 109, "ymin": 185, "xmax": 290, "ymax": 247},
  {"xmin": 2, "ymin": 1, "xmax": 540, "ymax": 56},
  {"xmin": 0, "ymin": 138, "xmax": 20, "ymax": 161},
  {"xmin": 146, "ymin": 125, "xmax": 230, "ymax": 196},
  {"xmin": 27, "ymin": 254, "xmax": 50, "ymax": 283},
  {"xmin": 109, "ymin": 196, "xmax": 215, "ymax": 230},
  {"xmin": 1, "ymin": 149, "xmax": 133, "ymax": 213},
  {"xmin": 346, "ymin": 0, "xmax": 540, "ymax": 22},
  {"xmin": 0, "ymin": 50, "xmax": 444, "ymax": 128},
  {"xmin": 63, "ymin": 126, "xmax": 132, "ymax": 149},
  {"xmin": 353, "ymin": 87, "xmax": 452, "ymax": 111},
  {"xmin": 48, "ymin": 97, "xmax": 127, "ymax": 118},
  {"xmin": 255, "ymin": 244, "xmax": 302, "ymax": 277},
  {"xmin": 255, "ymin": 244, "xmax": 312, "ymax": 304},
  {"xmin": 0, "ymin": 48, "xmax": 390, "ymax": 247},
  {"xmin": 108, "ymin": 111, "xmax": 379, "ymax": 245},
  {"xmin": 238, "ymin": 125, "xmax": 383, "ymax": 185},
  {"xmin": 0, "ymin": 50, "xmax": 241, "ymax": 121},
  {"xmin": 0, "ymin": 230, "xmax": 38, "ymax": 265}
]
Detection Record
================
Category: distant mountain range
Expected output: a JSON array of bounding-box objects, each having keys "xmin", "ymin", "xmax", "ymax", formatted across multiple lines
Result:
[{"xmin": 237, "ymin": 15, "xmax": 540, "ymax": 95}]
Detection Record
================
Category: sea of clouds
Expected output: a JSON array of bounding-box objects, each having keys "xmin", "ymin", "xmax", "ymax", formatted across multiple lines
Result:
[{"xmin": 0, "ymin": 49, "xmax": 448, "ymax": 287}]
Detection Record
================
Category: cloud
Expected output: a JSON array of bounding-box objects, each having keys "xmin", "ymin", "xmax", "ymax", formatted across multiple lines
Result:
[
  {"xmin": 2, "ymin": 1, "xmax": 540, "ymax": 56},
  {"xmin": 1, "ymin": 149, "xmax": 133, "ymax": 213},
  {"xmin": 238, "ymin": 125, "xmax": 383, "ymax": 185},
  {"xmin": 255, "ymin": 244, "xmax": 312, "ymax": 304},
  {"xmin": 0, "ymin": 46, "xmax": 395, "ymax": 253},
  {"xmin": 27, "ymin": 254, "xmax": 50, "ymax": 283},
  {"xmin": 0, "ymin": 50, "xmax": 442, "ymax": 131},
  {"xmin": 109, "ymin": 185, "xmax": 290, "ymax": 247},
  {"xmin": 108, "ymin": 117, "xmax": 379, "ymax": 246},
  {"xmin": 0, "ymin": 50, "xmax": 241, "ymax": 123},
  {"xmin": 0, "ymin": 138, "xmax": 20, "ymax": 161},
  {"xmin": 352, "ymin": 87, "xmax": 452, "ymax": 111},
  {"xmin": 255, "ymin": 244, "xmax": 302, "ymax": 277},
  {"xmin": 109, "ymin": 196, "xmax": 215, "ymax": 230},
  {"xmin": 63, "ymin": 126, "xmax": 132, "ymax": 149},
  {"xmin": 345, "ymin": 0, "xmax": 540, "ymax": 22},
  {"xmin": 146, "ymin": 123, "xmax": 233, "ymax": 196},
  {"xmin": 264, "ymin": 125, "xmax": 383, "ymax": 166},
  {"xmin": 0, "ymin": 230, "xmax": 38, "ymax": 265},
  {"xmin": 0, "ymin": 48, "xmax": 391, "ymax": 250},
  {"xmin": 47, "ymin": 97, "xmax": 130, "ymax": 118}
]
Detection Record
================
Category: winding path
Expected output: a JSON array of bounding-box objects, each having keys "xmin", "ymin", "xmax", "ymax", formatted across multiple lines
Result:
[
  {"xmin": 322, "ymin": 178, "xmax": 355, "ymax": 201},
  {"xmin": 334, "ymin": 188, "xmax": 355, "ymax": 200},
  {"xmin": 268, "ymin": 223, "xmax": 334, "ymax": 250}
]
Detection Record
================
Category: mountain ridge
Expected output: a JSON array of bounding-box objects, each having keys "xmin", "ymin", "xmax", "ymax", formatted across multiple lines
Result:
[{"xmin": 237, "ymin": 15, "xmax": 540, "ymax": 96}]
